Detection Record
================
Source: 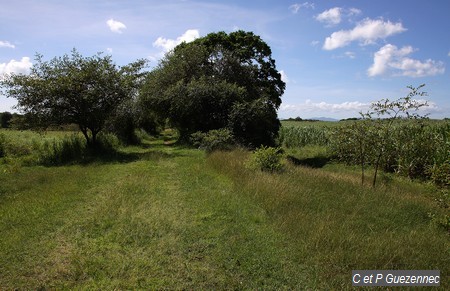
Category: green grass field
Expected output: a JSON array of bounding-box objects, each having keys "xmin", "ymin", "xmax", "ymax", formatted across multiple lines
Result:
[{"xmin": 0, "ymin": 129, "xmax": 449, "ymax": 288}]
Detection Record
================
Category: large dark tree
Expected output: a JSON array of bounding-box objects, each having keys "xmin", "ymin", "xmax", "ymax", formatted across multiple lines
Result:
[
  {"xmin": 1, "ymin": 49, "xmax": 147, "ymax": 147},
  {"xmin": 0, "ymin": 111, "xmax": 13, "ymax": 128},
  {"xmin": 140, "ymin": 30, "xmax": 285, "ymax": 146}
]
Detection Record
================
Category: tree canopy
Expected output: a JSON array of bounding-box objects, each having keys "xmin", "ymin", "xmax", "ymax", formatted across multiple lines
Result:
[
  {"xmin": 1, "ymin": 49, "xmax": 147, "ymax": 146},
  {"xmin": 140, "ymin": 30, "xmax": 285, "ymax": 147}
]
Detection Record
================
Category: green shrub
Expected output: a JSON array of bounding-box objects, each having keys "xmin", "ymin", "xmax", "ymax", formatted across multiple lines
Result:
[
  {"xmin": 429, "ymin": 163, "xmax": 450, "ymax": 187},
  {"xmin": 248, "ymin": 146, "xmax": 284, "ymax": 172},
  {"xmin": 97, "ymin": 132, "xmax": 121, "ymax": 154},
  {"xmin": 190, "ymin": 128, "xmax": 235, "ymax": 152}
]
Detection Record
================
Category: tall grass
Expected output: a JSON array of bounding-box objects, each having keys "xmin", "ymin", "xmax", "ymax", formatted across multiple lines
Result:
[
  {"xmin": 39, "ymin": 134, "xmax": 87, "ymax": 165},
  {"xmin": 0, "ymin": 129, "xmax": 121, "ymax": 166},
  {"xmin": 207, "ymin": 150, "xmax": 450, "ymax": 289},
  {"xmin": 278, "ymin": 126, "xmax": 330, "ymax": 148},
  {"xmin": 330, "ymin": 120, "xmax": 450, "ymax": 184}
]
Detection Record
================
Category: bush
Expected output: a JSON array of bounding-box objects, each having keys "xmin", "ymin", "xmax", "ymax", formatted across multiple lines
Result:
[
  {"xmin": 248, "ymin": 146, "xmax": 284, "ymax": 172},
  {"xmin": 429, "ymin": 163, "xmax": 450, "ymax": 187},
  {"xmin": 97, "ymin": 132, "xmax": 121, "ymax": 154},
  {"xmin": 190, "ymin": 128, "xmax": 235, "ymax": 152}
]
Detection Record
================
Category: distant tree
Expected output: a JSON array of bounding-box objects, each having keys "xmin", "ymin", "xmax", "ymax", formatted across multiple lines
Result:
[
  {"xmin": 1, "ymin": 49, "xmax": 147, "ymax": 147},
  {"xmin": 0, "ymin": 111, "xmax": 13, "ymax": 128},
  {"xmin": 140, "ymin": 30, "xmax": 285, "ymax": 147}
]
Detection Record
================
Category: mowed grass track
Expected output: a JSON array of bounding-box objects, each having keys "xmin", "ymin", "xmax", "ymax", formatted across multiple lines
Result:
[
  {"xmin": 0, "ymin": 138, "xmax": 306, "ymax": 289},
  {"xmin": 1, "ymin": 133, "xmax": 449, "ymax": 288}
]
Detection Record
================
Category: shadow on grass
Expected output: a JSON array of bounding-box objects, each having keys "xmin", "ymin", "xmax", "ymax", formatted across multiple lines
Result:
[
  {"xmin": 40, "ymin": 143, "xmax": 186, "ymax": 167},
  {"xmin": 287, "ymin": 155, "xmax": 331, "ymax": 169}
]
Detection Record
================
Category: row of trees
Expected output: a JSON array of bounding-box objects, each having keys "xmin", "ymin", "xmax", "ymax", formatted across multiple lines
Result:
[{"xmin": 1, "ymin": 31, "xmax": 285, "ymax": 148}]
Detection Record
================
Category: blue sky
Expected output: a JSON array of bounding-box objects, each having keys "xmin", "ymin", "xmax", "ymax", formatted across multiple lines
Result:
[{"xmin": 1, "ymin": 0, "xmax": 449, "ymax": 119}]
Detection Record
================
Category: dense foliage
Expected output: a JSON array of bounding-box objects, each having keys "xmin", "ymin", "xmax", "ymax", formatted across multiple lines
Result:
[
  {"xmin": 0, "ymin": 112, "xmax": 13, "ymax": 128},
  {"xmin": 190, "ymin": 128, "xmax": 235, "ymax": 152},
  {"xmin": 140, "ymin": 30, "xmax": 285, "ymax": 147}
]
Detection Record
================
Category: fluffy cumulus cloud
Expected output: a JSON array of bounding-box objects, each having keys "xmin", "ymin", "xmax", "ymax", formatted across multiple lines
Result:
[
  {"xmin": 315, "ymin": 7, "xmax": 343, "ymax": 26},
  {"xmin": 289, "ymin": 2, "xmax": 315, "ymax": 14},
  {"xmin": 0, "ymin": 57, "xmax": 32, "ymax": 76},
  {"xmin": 106, "ymin": 19, "xmax": 126, "ymax": 34},
  {"xmin": 368, "ymin": 44, "xmax": 445, "ymax": 77},
  {"xmin": 315, "ymin": 7, "xmax": 361, "ymax": 26},
  {"xmin": 153, "ymin": 29, "xmax": 200, "ymax": 52},
  {"xmin": 280, "ymin": 99, "xmax": 369, "ymax": 113},
  {"xmin": 0, "ymin": 40, "xmax": 15, "ymax": 49},
  {"xmin": 323, "ymin": 18, "xmax": 406, "ymax": 50}
]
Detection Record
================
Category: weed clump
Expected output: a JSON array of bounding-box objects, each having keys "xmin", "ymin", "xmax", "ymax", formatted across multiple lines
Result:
[{"xmin": 248, "ymin": 146, "xmax": 284, "ymax": 173}]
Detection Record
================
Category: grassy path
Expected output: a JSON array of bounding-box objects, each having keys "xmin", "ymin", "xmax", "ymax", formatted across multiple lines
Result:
[{"xmin": 0, "ymin": 139, "xmax": 307, "ymax": 289}]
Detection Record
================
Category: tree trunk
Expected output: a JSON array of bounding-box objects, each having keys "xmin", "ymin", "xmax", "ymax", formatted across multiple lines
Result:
[
  {"xmin": 92, "ymin": 130, "xmax": 98, "ymax": 147},
  {"xmin": 360, "ymin": 141, "xmax": 365, "ymax": 186},
  {"xmin": 80, "ymin": 125, "xmax": 91, "ymax": 147},
  {"xmin": 372, "ymin": 151, "xmax": 383, "ymax": 187}
]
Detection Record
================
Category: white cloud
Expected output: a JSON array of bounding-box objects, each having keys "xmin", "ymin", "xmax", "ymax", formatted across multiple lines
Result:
[
  {"xmin": 315, "ymin": 7, "xmax": 361, "ymax": 26},
  {"xmin": 106, "ymin": 47, "xmax": 113, "ymax": 54},
  {"xmin": 153, "ymin": 29, "xmax": 200, "ymax": 52},
  {"xmin": 348, "ymin": 8, "xmax": 362, "ymax": 16},
  {"xmin": 0, "ymin": 41, "xmax": 15, "ymax": 49},
  {"xmin": 344, "ymin": 51, "xmax": 356, "ymax": 59},
  {"xmin": 280, "ymin": 70, "xmax": 289, "ymax": 83},
  {"xmin": 448, "ymin": 51, "xmax": 450, "ymax": 57},
  {"xmin": 0, "ymin": 57, "xmax": 32, "ymax": 76},
  {"xmin": 106, "ymin": 18, "xmax": 126, "ymax": 34},
  {"xmin": 280, "ymin": 99, "xmax": 369, "ymax": 113},
  {"xmin": 310, "ymin": 40, "xmax": 320, "ymax": 47},
  {"xmin": 323, "ymin": 18, "xmax": 406, "ymax": 50},
  {"xmin": 368, "ymin": 44, "xmax": 445, "ymax": 77},
  {"xmin": 289, "ymin": 2, "xmax": 315, "ymax": 14},
  {"xmin": 315, "ymin": 7, "xmax": 343, "ymax": 26}
]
